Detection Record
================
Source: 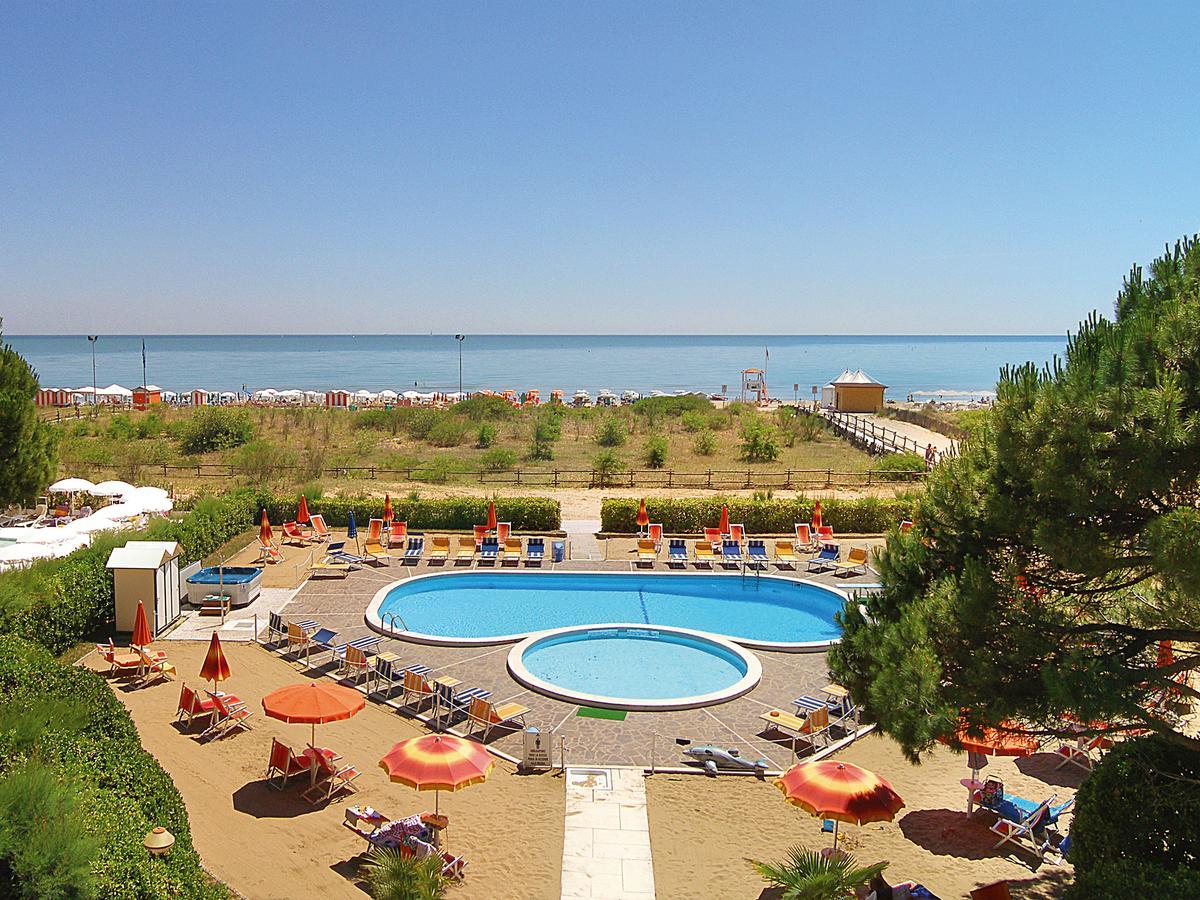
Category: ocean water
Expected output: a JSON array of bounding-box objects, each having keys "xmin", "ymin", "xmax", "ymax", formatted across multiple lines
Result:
[{"xmin": 6, "ymin": 333, "xmax": 1064, "ymax": 399}]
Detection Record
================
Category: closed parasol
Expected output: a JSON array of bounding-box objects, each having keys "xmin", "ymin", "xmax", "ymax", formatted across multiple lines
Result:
[
  {"xmin": 486, "ymin": 500, "xmax": 497, "ymax": 532},
  {"xmin": 297, "ymin": 495, "xmax": 311, "ymax": 525},
  {"xmin": 199, "ymin": 632, "xmax": 231, "ymax": 691},
  {"xmin": 259, "ymin": 509, "xmax": 273, "ymax": 545},
  {"xmin": 718, "ymin": 504, "xmax": 730, "ymax": 535},
  {"xmin": 636, "ymin": 499, "xmax": 649, "ymax": 534},
  {"xmin": 132, "ymin": 600, "xmax": 153, "ymax": 649},
  {"xmin": 383, "ymin": 494, "xmax": 393, "ymax": 527},
  {"xmin": 812, "ymin": 500, "xmax": 823, "ymax": 532}
]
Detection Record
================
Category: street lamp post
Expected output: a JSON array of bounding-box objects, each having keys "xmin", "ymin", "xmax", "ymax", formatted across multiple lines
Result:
[
  {"xmin": 87, "ymin": 335, "xmax": 98, "ymax": 415},
  {"xmin": 455, "ymin": 334, "xmax": 465, "ymax": 396}
]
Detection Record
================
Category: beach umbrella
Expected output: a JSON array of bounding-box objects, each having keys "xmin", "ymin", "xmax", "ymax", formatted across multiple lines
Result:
[
  {"xmin": 718, "ymin": 504, "xmax": 730, "ymax": 535},
  {"xmin": 383, "ymin": 494, "xmax": 393, "ymax": 527},
  {"xmin": 262, "ymin": 681, "xmax": 364, "ymax": 747},
  {"xmin": 0, "ymin": 543, "xmax": 57, "ymax": 563},
  {"xmin": 812, "ymin": 500, "xmax": 823, "ymax": 532},
  {"xmin": 199, "ymin": 632, "xmax": 231, "ymax": 692},
  {"xmin": 940, "ymin": 720, "xmax": 1039, "ymax": 779},
  {"xmin": 1158, "ymin": 640, "xmax": 1174, "ymax": 668},
  {"xmin": 347, "ymin": 510, "xmax": 358, "ymax": 553},
  {"xmin": 636, "ymin": 499, "xmax": 649, "ymax": 535},
  {"xmin": 49, "ymin": 477, "xmax": 96, "ymax": 493},
  {"xmin": 92, "ymin": 480, "xmax": 135, "ymax": 497},
  {"xmin": 486, "ymin": 500, "xmax": 497, "ymax": 532},
  {"xmin": 775, "ymin": 760, "xmax": 905, "ymax": 851},
  {"xmin": 297, "ymin": 495, "xmax": 310, "ymax": 525},
  {"xmin": 96, "ymin": 502, "xmax": 144, "ymax": 520},
  {"xmin": 379, "ymin": 733, "xmax": 494, "ymax": 816},
  {"xmin": 132, "ymin": 600, "xmax": 153, "ymax": 649},
  {"xmin": 259, "ymin": 509, "xmax": 273, "ymax": 545}
]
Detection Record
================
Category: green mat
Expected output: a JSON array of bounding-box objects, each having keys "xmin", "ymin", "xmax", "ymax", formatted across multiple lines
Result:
[{"xmin": 576, "ymin": 706, "xmax": 628, "ymax": 721}]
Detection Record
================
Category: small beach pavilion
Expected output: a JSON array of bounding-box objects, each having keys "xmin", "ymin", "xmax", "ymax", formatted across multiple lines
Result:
[{"xmin": 823, "ymin": 369, "xmax": 887, "ymax": 412}]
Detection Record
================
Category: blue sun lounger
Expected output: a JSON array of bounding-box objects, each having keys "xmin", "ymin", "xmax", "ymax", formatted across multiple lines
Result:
[
  {"xmin": 479, "ymin": 537, "xmax": 499, "ymax": 565},
  {"xmin": 525, "ymin": 537, "xmax": 544, "ymax": 566},
  {"xmin": 403, "ymin": 536, "xmax": 424, "ymax": 564},
  {"xmin": 325, "ymin": 540, "xmax": 369, "ymax": 566},
  {"xmin": 806, "ymin": 545, "xmax": 839, "ymax": 572},
  {"xmin": 667, "ymin": 539, "xmax": 688, "ymax": 568},
  {"xmin": 721, "ymin": 539, "xmax": 743, "ymax": 567},
  {"xmin": 747, "ymin": 539, "xmax": 769, "ymax": 568}
]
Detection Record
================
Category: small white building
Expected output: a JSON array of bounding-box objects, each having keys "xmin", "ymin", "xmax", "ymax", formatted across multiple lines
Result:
[{"xmin": 106, "ymin": 541, "xmax": 182, "ymax": 637}]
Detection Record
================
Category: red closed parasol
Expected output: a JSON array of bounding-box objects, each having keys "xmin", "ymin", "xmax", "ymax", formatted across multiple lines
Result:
[
  {"xmin": 812, "ymin": 500, "xmax": 823, "ymax": 532},
  {"xmin": 132, "ymin": 600, "xmax": 153, "ymax": 648},
  {"xmin": 199, "ymin": 632, "xmax": 231, "ymax": 691},
  {"xmin": 718, "ymin": 504, "xmax": 730, "ymax": 535},
  {"xmin": 636, "ymin": 499, "xmax": 649, "ymax": 533},
  {"xmin": 486, "ymin": 500, "xmax": 497, "ymax": 531},
  {"xmin": 297, "ymin": 495, "xmax": 310, "ymax": 525},
  {"xmin": 259, "ymin": 508, "xmax": 273, "ymax": 545},
  {"xmin": 383, "ymin": 493, "xmax": 393, "ymax": 526}
]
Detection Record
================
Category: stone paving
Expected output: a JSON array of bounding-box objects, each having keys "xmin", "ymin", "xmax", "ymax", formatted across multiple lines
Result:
[
  {"xmin": 562, "ymin": 767, "xmax": 654, "ymax": 899},
  {"xmin": 164, "ymin": 586, "xmax": 300, "ymax": 643},
  {"xmin": 267, "ymin": 551, "xmax": 878, "ymax": 769}
]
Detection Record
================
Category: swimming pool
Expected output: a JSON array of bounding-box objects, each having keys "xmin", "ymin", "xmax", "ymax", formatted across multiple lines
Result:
[
  {"xmin": 368, "ymin": 571, "xmax": 845, "ymax": 651},
  {"xmin": 508, "ymin": 625, "xmax": 762, "ymax": 710}
]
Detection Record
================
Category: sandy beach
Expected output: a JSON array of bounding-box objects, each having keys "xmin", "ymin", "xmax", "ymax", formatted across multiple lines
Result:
[
  {"xmin": 83, "ymin": 641, "xmax": 564, "ymax": 900},
  {"xmin": 647, "ymin": 733, "xmax": 1077, "ymax": 899}
]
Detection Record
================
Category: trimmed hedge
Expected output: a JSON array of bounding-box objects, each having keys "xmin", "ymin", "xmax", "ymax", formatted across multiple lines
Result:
[
  {"xmin": 600, "ymin": 496, "xmax": 917, "ymax": 534},
  {"xmin": 245, "ymin": 491, "xmax": 561, "ymax": 532},
  {"xmin": 0, "ymin": 634, "xmax": 225, "ymax": 898}
]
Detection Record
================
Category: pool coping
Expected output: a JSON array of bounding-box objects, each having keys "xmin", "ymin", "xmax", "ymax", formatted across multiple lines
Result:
[
  {"xmin": 507, "ymin": 623, "xmax": 764, "ymax": 711},
  {"xmin": 364, "ymin": 568, "xmax": 845, "ymax": 653}
]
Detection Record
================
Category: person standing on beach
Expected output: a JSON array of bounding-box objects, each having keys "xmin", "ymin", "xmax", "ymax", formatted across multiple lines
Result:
[{"xmin": 924, "ymin": 443, "xmax": 935, "ymax": 470}]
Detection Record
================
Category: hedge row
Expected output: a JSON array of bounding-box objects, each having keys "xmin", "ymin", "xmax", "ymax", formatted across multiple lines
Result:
[
  {"xmin": 0, "ymin": 634, "xmax": 225, "ymax": 898},
  {"xmin": 240, "ymin": 491, "xmax": 562, "ymax": 532},
  {"xmin": 600, "ymin": 496, "xmax": 917, "ymax": 534}
]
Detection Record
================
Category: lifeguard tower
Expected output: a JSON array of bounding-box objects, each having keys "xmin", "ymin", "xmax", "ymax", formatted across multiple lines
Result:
[{"xmin": 740, "ymin": 368, "xmax": 770, "ymax": 405}]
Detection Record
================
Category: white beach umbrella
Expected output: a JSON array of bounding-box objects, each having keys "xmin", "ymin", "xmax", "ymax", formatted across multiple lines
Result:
[
  {"xmin": 0, "ymin": 544, "xmax": 57, "ymax": 563},
  {"xmin": 95, "ymin": 502, "xmax": 144, "ymax": 520},
  {"xmin": 98, "ymin": 384, "xmax": 133, "ymax": 398},
  {"xmin": 92, "ymin": 480, "xmax": 135, "ymax": 497},
  {"xmin": 402, "ymin": 390, "xmax": 421, "ymax": 400},
  {"xmin": 49, "ymin": 477, "xmax": 97, "ymax": 493},
  {"xmin": 71, "ymin": 516, "xmax": 125, "ymax": 534},
  {"xmin": 379, "ymin": 390, "xmax": 398, "ymax": 400},
  {"xmin": 16, "ymin": 525, "xmax": 81, "ymax": 544},
  {"xmin": 131, "ymin": 494, "xmax": 172, "ymax": 514},
  {"xmin": 127, "ymin": 485, "xmax": 169, "ymax": 499}
]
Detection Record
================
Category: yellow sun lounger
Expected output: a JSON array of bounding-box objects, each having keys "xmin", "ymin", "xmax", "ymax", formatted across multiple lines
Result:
[
  {"xmin": 759, "ymin": 706, "xmax": 830, "ymax": 749},
  {"xmin": 311, "ymin": 556, "xmax": 351, "ymax": 579},
  {"xmin": 428, "ymin": 535, "xmax": 450, "ymax": 562},
  {"xmin": 454, "ymin": 536, "xmax": 476, "ymax": 564},
  {"xmin": 774, "ymin": 539, "xmax": 798, "ymax": 567},
  {"xmin": 636, "ymin": 539, "xmax": 657, "ymax": 567},
  {"xmin": 693, "ymin": 540, "xmax": 716, "ymax": 567},
  {"xmin": 501, "ymin": 537, "xmax": 522, "ymax": 566}
]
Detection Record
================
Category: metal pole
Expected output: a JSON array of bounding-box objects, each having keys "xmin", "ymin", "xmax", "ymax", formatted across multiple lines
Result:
[
  {"xmin": 455, "ymin": 334, "xmax": 465, "ymax": 395},
  {"xmin": 87, "ymin": 335, "xmax": 98, "ymax": 415}
]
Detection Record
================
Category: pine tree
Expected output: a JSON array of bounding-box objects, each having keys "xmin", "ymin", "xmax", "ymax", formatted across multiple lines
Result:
[{"xmin": 0, "ymin": 322, "xmax": 58, "ymax": 507}]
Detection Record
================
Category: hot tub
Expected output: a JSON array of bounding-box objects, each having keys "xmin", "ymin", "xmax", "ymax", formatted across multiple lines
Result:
[{"xmin": 186, "ymin": 566, "xmax": 262, "ymax": 608}]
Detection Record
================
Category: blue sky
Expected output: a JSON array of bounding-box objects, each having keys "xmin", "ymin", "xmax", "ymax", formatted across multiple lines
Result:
[{"xmin": 2, "ymin": 2, "xmax": 1198, "ymax": 335}]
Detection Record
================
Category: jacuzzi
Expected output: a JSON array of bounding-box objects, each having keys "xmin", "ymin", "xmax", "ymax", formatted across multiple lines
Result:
[{"xmin": 186, "ymin": 566, "xmax": 262, "ymax": 608}]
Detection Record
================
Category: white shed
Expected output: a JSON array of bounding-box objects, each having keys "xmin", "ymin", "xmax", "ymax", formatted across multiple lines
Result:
[{"xmin": 106, "ymin": 541, "xmax": 182, "ymax": 636}]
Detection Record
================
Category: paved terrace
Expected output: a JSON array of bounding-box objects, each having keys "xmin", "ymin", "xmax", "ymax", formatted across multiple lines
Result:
[{"xmin": 262, "ymin": 551, "xmax": 880, "ymax": 770}]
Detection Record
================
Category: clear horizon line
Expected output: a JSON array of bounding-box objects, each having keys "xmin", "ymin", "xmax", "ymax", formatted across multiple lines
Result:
[{"xmin": 6, "ymin": 331, "xmax": 1067, "ymax": 339}]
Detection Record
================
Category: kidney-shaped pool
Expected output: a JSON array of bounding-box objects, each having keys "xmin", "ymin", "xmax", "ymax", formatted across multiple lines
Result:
[{"xmin": 367, "ymin": 571, "xmax": 845, "ymax": 651}]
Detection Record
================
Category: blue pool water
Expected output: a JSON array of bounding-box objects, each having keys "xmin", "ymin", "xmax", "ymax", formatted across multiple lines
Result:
[
  {"xmin": 519, "ymin": 627, "xmax": 750, "ymax": 701},
  {"xmin": 187, "ymin": 566, "xmax": 260, "ymax": 585},
  {"xmin": 374, "ymin": 572, "xmax": 844, "ymax": 645}
]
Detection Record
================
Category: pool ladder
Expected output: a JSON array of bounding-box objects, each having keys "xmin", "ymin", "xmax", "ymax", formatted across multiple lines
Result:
[
  {"xmin": 740, "ymin": 560, "xmax": 761, "ymax": 586},
  {"xmin": 382, "ymin": 611, "xmax": 411, "ymax": 633}
]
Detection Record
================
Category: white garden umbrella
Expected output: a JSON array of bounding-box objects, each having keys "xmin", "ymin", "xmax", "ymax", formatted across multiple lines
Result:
[
  {"xmin": 95, "ymin": 502, "xmax": 144, "ymax": 520},
  {"xmin": 71, "ymin": 516, "xmax": 124, "ymax": 534},
  {"xmin": 49, "ymin": 478, "xmax": 96, "ymax": 493},
  {"xmin": 0, "ymin": 544, "xmax": 56, "ymax": 563},
  {"xmin": 92, "ymin": 480, "xmax": 135, "ymax": 497}
]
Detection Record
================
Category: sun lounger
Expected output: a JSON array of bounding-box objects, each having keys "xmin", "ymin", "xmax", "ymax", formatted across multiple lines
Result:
[
  {"xmin": 467, "ymin": 696, "xmax": 530, "ymax": 739},
  {"xmin": 720, "ymin": 539, "xmax": 743, "ymax": 568},
  {"xmin": 774, "ymin": 540, "xmax": 798, "ymax": 568},
  {"xmin": 401, "ymin": 536, "xmax": 424, "ymax": 564},
  {"xmin": 427, "ymin": 535, "xmax": 450, "ymax": 563},
  {"xmin": 325, "ymin": 541, "xmax": 369, "ymax": 567},
  {"xmin": 636, "ymin": 538, "xmax": 657, "ymax": 568},
  {"xmin": 308, "ymin": 514, "xmax": 331, "ymax": 542},
  {"xmin": 817, "ymin": 525, "xmax": 835, "ymax": 543},
  {"xmin": 793, "ymin": 691, "xmax": 857, "ymax": 732},
  {"xmin": 201, "ymin": 691, "xmax": 254, "ymax": 739},
  {"xmin": 454, "ymin": 536, "xmax": 476, "ymax": 565},
  {"xmin": 473, "ymin": 524, "xmax": 489, "ymax": 548},
  {"xmin": 667, "ymin": 538, "xmax": 688, "ymax": 568},
  {"xmin": 433, "ymin": 681, "xmax": 491, "ymax": 729},
  {"xmin": 311, "ymin": 553, "xmax": 351, "ymax": 578},
  {"xmin": 693, "ymin": 540, "xmax": 716, "ymax": 568},
  {"xmin": 1055, "ymin": 734, "xmax": 1112, "ymax": 771},
  {"xmin": 138, "ymin": 647, "xmax": 177, "ymax": 685},
  {"xmin": 794, "ymin": 523, "xmax": 813, "ymax": 548},
  {"xmin": 370, "ymin": 655, "xmax": 406, "ymax": 699},
  {"xmin": 364, "ymin": 518, "xmax": 387, "ymax": 563},
  {"xmin": 339, "ymin": 644, "xmax": 377, "ymax": 683},
  {"xmin": 266, "ymin": 611, "xmax": 289, "ymax": 645},
  {"xmin": 501, "ymin": 537, "xmax": 522, "ymax": 566},
  {"xmin": 496, "ymin": 522, "xmax": 511, "ymax": 544},
  {"xmin": 96, "ymin": 639, "xmax": 142, "ymax": 677},
  {"xmin": 345, "ymin": 813, "xmax": 468, "ymax": 880},
  {"xmin": 833, "ymin": 546, "xmax": 871, "ymax": 576},
  {"xmin": 806, "ymin": 545, "xmax": 839, "ymax": 573},
  {"xmin": 325, "ymin": 635, "xmax": 382, "ymax": 672},
  {"xmin": 747, "ymin": 539, "xmax": 769, "ymax": 569},
  {"xmin": 266, "ymin": 737, "xmax": 314, "ymax": 790},
  {"xmin": 258, "ymin": 537, "xmax": 283, "ymax": 564},
  {"xmin": 899, "ymin": 519, "xmax": 913, "ymax": 534},
  {"xmin": 988, "ymin": 795, "xmax": 1054, "ymax": 856},
  {"xmin": 281, "ymin": 521, "xmax": 311, "ymax": 546},
  {"xmin": 479, "ymin": 536, "xmax": 500, "ymax": 565},
  {"xmin": 388, "ymin": 521, "xmax": 407, "ymax": 547},
  {"xmin": 704, "ymin": 527, "xmax": 723, "ymax": 548},
  {"xmin": 176, "ymin": 683, "xmax": 216, "ymax": 729},
  {"xmin": 759, "ymin": 706, "xmax": 831, "ymax": 752},
  {"xmin": 729, "ymin": 524, "xmax": 745, "ymax": 544},
  {"xmin": 303, "ymin": 751, "xmax": 361, "ymax": 804},
  {"xmin": 524, "ymin": 537, "xmax": 544, "ymax": 566},
  {"xmin": 402, "ymin": 665, "xmax": 437, "ymax": 708},
  {"xmin": 647, "ymin": 523, "xmax": 663, "ymax": 551}
]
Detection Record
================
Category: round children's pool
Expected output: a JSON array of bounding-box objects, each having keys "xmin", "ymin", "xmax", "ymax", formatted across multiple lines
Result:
[
  {"xmin": 367, "ymin": 571, "xmax": 844, "ymax": 651},
  {"xmin": 507, "ymin": 624, "xmax": 762, "ymax": 710}
]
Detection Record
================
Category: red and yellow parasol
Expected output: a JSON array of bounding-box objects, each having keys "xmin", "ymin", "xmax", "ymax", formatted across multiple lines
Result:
[
  {"xmin": 259, "ymin": 508, "xmax": 273, "ymax": 545},
  {"xmin": 383, "ymin": 493, "xmax": 393, "ymax": 527},
  {"xmin": 775, "ymin": 760, "xmax": 905, "ymax": 849},
  {"xmin": 379, "ymin": 734, "xmax": 494, "ymax": 815},
  {"xmin": 636, "ymin": 499, "xmax": 650, "ymax": 534},
  {"xmin": 486, "ymin": 500, "xmax": 497, "ymax": 532},
  {"xmin": 812, "ymin": 500, "xmax": 823, "ymax": 532},
  {"xmin": 718, "ymin": 504, "xmax": 730, "ymax": 535},
  {"xmin": 132, "ymin": 600, "xmax": 153, "ymax": 649},
  {"xmin": 262, "ymin": 681, "xmax": 364, "ymax": 746},
  {"xmin": 199, "ymin": 631, "xmax": 231, "ymax": 691},
  {"xmin": 296, "ymin": 495, "xmax": 311, "ymax": 525}
]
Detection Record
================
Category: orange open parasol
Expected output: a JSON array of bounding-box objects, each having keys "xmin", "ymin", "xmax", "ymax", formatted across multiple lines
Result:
[
  {"xmin": 940, "ymin": 719, "xmax": 1040, "ymax": 779},
  {"xmin": 775, "ymin": 760, "xmax": 905, "ymax": 849},
  {"xmin": 259, "ymin": 508, "xmax": 273, "ymax": 545},
  {"xmin": 718, "ymin": 504, "xmax": 730, "ymax": 535},
  {"xmin": 262, "ymin": 681, "xmax": 365, "ymax": 745},
  {"xmin": 379, "ymin": 734, "xmax": 494, "ymax": 815},
  {"xmin": 636, "ymin": 499, "xmax": 649, "ymax": 534},
  {"xmin": 812, "ymin": 500, "xmax": 823, "ymax": 532},
  {"xmin": 1158, "ymin": 640, "xmax": 1174, "ymax": 668},
  {"xmin": 486, "ymin": 500, "xmax": 497, "ymax": 532},
  {"xmin": 199, "ymin": 632, "xmax": 231, "ymax": 691},
  {"xmin": 297, "ymin": 495, "xmax": 310, "ymax": 525},
  {"xmin": 132, "ymin": 600, "xmax": 153, "ymax": 648},
  {"xmin": 383, "ymin": 493, "xmax": 393, "ymax": 526}
]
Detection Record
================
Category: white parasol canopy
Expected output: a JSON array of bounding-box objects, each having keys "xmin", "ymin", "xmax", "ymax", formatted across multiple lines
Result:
[
  {"xmin": 71, "ymin": 516, "xmax": 125, "ymax": 534},
  {"xmin": 49, "ymin": 478, "xmax": 97, "ymax": 493},
  {"xmin": 95, "ymin": 502, "xmax": 144, "ymax": 520},
  {"xmin": 0, "ymin": 543, "xmax": 57, "ymax": 563},
  {"xmin": 92, "ymin": 480, "xmax": 135, "ymax": 497}
]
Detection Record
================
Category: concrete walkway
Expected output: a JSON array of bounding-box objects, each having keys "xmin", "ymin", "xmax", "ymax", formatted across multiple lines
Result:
[
  {"xmin": 562, "ymin": 767, "xmax": 655, "ymax": 899},
  {"xmin": 851, "ymin": 413, "xmax": 959, "ymax": 455},
  {"xmin": 562, "ymin": 518, "xmax": 604, "ymax": 561}
]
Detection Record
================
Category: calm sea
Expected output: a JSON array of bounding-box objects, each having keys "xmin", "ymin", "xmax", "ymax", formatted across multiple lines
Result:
[{"xmin": 6, "ymin": 334, "xmax": 1064, "ymax": 400}]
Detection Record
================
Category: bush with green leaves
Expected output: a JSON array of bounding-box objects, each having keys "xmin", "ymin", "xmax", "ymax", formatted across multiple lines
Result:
[
  {"xmin": 232, "ymin": 439, "xmax": 296, "ymax": 482},
  {"xmin": 632, "ymin": 393, "xmax": 712, "ymax": 419},
  {"xmin": 601, "ymin": 496, "xmax": 915, "ymax": 534},
  {"xmin": 481, "ymin": 448, "xmax": 517, "ymax": 471},
  {"xmin": 177, "ymin": 407, "xmax": 254, "ymax": 454},
  {"xmin": 596, "ymin": 416, "xmax": 627, "ymax": 447},
  {"xmin": 0, "ymin": 325, "xmax": 57, "ymax": 507},
  {"xmin": 426, "ymin": 418, "xmax": 469, "ymax": 448},
  {"xmin": 592, "ymin": 450, "xmax": 625, "ymax": 487},
  {"xmin": 871, "ymin": 452, "xmax": 926, "ymax": 480},
  {"xmin": 692, "ymin": 429, "xmax": 717, "ymax": 456},
  {"xmin": 644, "ymin": 435, "xmax": 668, "ymax": 469},
  {"xmin": 528, "ymin": 412, "xmax": 560, "ymax": 460},
  {"xmin": 475, "ymin": 422, "xmax": 497, "ymax": 448},
  {"xmin": 362, "ymin": 846, "xmax": 447, "ymax": 899},
  {"xmin": 738, "ymin": 417, "xmax": 781, "ymax": 462},
  {"xmin": 450, "ymin": 395, "xmax": 517, "ymax": 421},
  {"xmin": 749, "ymin": 845, "xmax": 887, "ymax": 900}
]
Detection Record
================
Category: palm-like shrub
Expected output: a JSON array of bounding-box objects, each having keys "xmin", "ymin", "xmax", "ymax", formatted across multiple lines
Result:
[
  {"xmin": 362, "ymin": 847, "xmax": 447, "ymax": 900},
  {"xmin": 749, "ymin": 845, "xmax": 887, "ymax": 900}
]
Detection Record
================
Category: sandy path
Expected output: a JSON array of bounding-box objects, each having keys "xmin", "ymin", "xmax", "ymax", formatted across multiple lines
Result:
[
  {"xmin": 647, "ymin": 734, "xmax": 1076, "ymax": 899},
  {"xmin": 84, "ymin": 642, "xmax": 564, "ymax": 900}
]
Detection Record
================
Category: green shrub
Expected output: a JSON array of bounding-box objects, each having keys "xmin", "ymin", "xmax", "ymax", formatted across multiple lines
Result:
[
  {"xmin": 363, "ymin": 846, "xmax": 447, "ymax": 899},
  {"xmin": 593, "ymin": 450, "xmax": 625, "ymax": 487},
  {"xmin": 644, "ymin": 435, "xmax": 668, "ymax": 469},
  {"xmin": 1066, "ymin": 859, "xmax": 1200, "ymax": 900},
  {"xmin": 232, "ymin": 440, "xmax": 295, "ymax": 482},
  {"xmin": 596, "ymin": 417, "xmax": 627, "ymax": 448},
  {"xmin": 426, "ymin": 419, "xmax": 469, "ymax": 448},
  {"xmin": 600, "ymin": 496, "xmax": 916, "ymax": 534},
  {"xmin": 529, "ymin": 412, "xmax": 560, "ymax": 460},
  {"xmin": 476, "ymin": 422, "xmax": 497, "ymax": 449},
  {"xmin": 872, "ymin": 452, "xmax": 926, "ymax": 480},
  {"xmin": 451, "ymin": 396, "xmax": 517, "ymax": 421},
  {"xmin": 692, "ymin": 429, "xmax": 717, "ymax": 456},
  {"xmin": 481, "ymin": 448, "xmax": 517, "ymax": 471},
  {"xmin": 739, "ymin": 418, "xmax": 780, "ymax": 462},
  {"xmin": 353, "ymin": 409, "xmax": 403, "ymax": 434},
  {"xmin": 632, "ymin": 394, "xmax": 711, "ymax": 419},
  {"xmin": 177, "ymin": 407, "xmax": 253, "ymax": 454},
  {"xmin": 680, "ymin": 411, "xmax": 707, "ymax": 433},
  {"xmin": 402, "ymin": 409, "xmax": 441, "ymax": 440}
]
